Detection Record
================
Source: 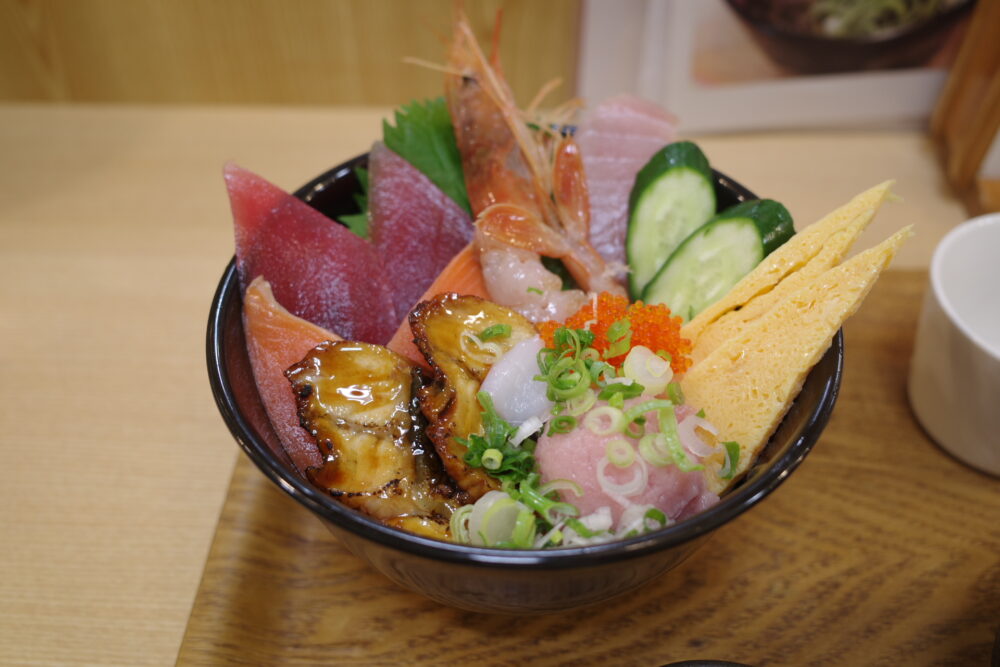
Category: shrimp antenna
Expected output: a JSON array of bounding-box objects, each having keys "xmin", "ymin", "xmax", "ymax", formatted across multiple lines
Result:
[
  {"xmin": 489, "ymin": 8, "xmax": 504, "ymax": 70},
  {"xmin": 402, "ymin": 56, "xmax": 466, "ymax": 78},
  {"xmin": 526, "ymin": 78, "xmax": 563, "ymax": 115}
]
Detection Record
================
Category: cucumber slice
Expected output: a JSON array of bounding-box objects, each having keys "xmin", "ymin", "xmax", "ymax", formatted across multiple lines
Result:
[
  {"xmin": 626, "ymin": 141, "xmax": 716, "ymax": 299},
  {"xmin": 641, "ymin": 199, "xmax": 794, "ymax": 320}
]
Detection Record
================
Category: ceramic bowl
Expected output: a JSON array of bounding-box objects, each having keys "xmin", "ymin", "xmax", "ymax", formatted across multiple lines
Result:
[
  {"xmin": 206, "ymin": 154, "xmax": 843, "ymax": 613},
  {"xmin": 909, "ymin": 212, "xmax": 1000, "ymax": 475}
]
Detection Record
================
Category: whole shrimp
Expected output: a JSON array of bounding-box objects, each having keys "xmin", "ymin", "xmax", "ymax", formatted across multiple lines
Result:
[{"xmin": 445, "ymin": 12, "xmax": 626, "ymax": 322}]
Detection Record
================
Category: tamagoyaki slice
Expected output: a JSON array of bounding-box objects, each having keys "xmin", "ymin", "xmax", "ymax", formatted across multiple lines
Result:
[
  {"xmin": 682, "ymin": 225, "xmax": 912, "ymax": 494},
  {"xmin": 682, "ymin": 180, "xmax": 896, "ymax": 361}
]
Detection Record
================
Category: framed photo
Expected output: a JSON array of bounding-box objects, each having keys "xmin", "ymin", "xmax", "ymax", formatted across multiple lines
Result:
[{"xmin": 579, "ymin": 0, "xmax": 972, "ymax": 133}]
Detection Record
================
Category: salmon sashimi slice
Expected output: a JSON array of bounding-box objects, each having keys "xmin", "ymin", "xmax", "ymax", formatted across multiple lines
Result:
[
  {"xmin": 386, "ymin": 242, "xmax": 490, "ymax": 368},
  {"xmin": 243, "ymin": 276, "xmax": 341, "ymax": 474},
  {"xmin": 225, "ymin": 162, "xmax": 398, "ymax": 344}
]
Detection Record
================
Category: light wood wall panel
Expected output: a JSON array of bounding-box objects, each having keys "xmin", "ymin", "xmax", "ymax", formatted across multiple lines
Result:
[{"xmin": 0, "ymin": 0, "xmax": 581, "ymax": 106}]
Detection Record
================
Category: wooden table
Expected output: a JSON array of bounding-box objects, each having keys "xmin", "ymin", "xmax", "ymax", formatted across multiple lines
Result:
[{"xmin": 1, "ymin": 103, "xmax": 994, "ymax": 665}]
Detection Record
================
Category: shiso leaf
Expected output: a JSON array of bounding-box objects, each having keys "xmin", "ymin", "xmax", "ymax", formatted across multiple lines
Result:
[
  {"xmin": 382, "ymin": 97, "xmax": 472, "ymax": 215},
  {"xmin": 339, "ymin": 166, "xmax": 370, "ymax": 238}
]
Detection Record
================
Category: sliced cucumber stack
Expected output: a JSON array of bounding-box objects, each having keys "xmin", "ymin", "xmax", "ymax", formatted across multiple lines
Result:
[
  {"xmin": 626, "ymin": 141, "xmax": 716, "ymax": 299},
  {"xmin": 641, "ymin": 199, "xmax": 795, "ymax": 321}
]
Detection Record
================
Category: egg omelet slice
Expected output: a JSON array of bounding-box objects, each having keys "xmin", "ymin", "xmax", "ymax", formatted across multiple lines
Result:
[
  {"xmin": 683, "ymin": 180, "xmax": 896, "ymax": 363},
  {"xmin": 682, "ymin": 225, "xmax": 912, "ymax": 494}
]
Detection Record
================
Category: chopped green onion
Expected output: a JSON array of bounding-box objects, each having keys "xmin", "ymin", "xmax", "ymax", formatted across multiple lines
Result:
[
  {"xmin": 606, "ymin": 318, "xmax": 631, "ymax": 343},
  {"xmin": 583, "ymin": 405, "xmax": 626, "ymax": 435},
  {"xmin": 609, "ymin": 392, "xmax": 625, "ymax": 409},
  {"xmin": 482, "ymin": 448, "xmax": 503, "ymax": 470},
  {"xmin": 696, "ymin": 408, "xmax": 706, "ymax": 418},
  {"xmin": 547, "ymin": 415, "xmax": 577, "ymax": 436},
  {"xmin": 589, "ymin": 360, "xmax": 615, "ymax": 384},
  {"xmin": 625, "ymin": 419, "xmax": 646, "ymax": 439},
  {"xmin": 638, "ymin": 432, "xmax": 672, "ymax": 466},
  {"xmin": 623, "ymin": 399, "xmax": 673, "ymax": 425},
  {"xmin": 656, "ymin": 350, "xmax": 673, "ymax": 363},
  {"xmin": 514, "ymin": 473, "xmax": 579, "ymax": 524},
  {"xmin": 527, "ymin": 287, "xmax": 543, "ymax": 295},
  {"xmin": 478, "ymin": 323, "xmax": 511, "ymax": 341},
  {"xmin": 666, "ymin": 381, "xmax": 685, "ymax": 405},
  {"xmin": 479, "ymin": 495, "xmax": 522, "ymax": 546},
  {"xmin": 720, "ymin": 441, "xmax": 741, "ymax": 479},
  {"xmin": 456, "ymin": 392, "xmax": 536, "ymax": 485},
  {"xmin": 449, "ymin": 505, "xmax": 474, "ymax": 543},
  {"xmin": 659, "ymin": 405, "xmax": 704, "ymax": 472},
  {"xmin": 566, "ymin": 517, "xmax": 598, "ymax": 538},
  {"xmin": 565, "ymin": 389, "xmax": 597, "ymax": 416},
  {"xmin": 598, "ymin": 381, "xmax": 645, "ymax": 402},
  {"xmin": 539, "ymin": 478, "xmax": 584, "ymax": 498},
  {"xmin": 606, "ymin": 438, "xmax": 635, "ymax": 467},
  {"xmin": 511, "ymin": 508, "xmax": 537, "ymax": 548},
  {"xmin": 604, "ymin": 318, "xmax": 632, "ymax": 359},
  {"xmin": 644, "ymin": 507, "xmax": 668, "ymax": 526}
]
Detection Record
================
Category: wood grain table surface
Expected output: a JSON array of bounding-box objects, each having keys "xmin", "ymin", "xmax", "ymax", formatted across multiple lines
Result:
[
  {"xmin": 0, "ymin": 102, "xmax": 989, "ymax": 665},
  {"xmin": 180, "ymin": 270, "xmax": 1000, "ymax": 667}
]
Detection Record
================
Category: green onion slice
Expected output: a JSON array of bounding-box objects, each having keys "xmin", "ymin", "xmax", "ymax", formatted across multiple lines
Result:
[
  {"xmin": 583, "ymin": 405, "xmax": 626, "ymax": 435},
  {"xmin": 659, "ymin": 406, "xmax": 704, "ymax": 472},
  {"xmin": 606, "ymin": 437, "xmax": 636, "ymax": 468},
  {"xmin": 565, "ymin": 389, "xmax": 597, "ymax": 417},
  {"xmin": 539, "ymin": 478, "xmax": 584, "ymax": 498},
  {"xmin": 638, "ymin": 432, "xmax": 672, "ymax": 467},
  {"xmin": 481, "ymin": 448, "xmax": 503, "ymax": 470},
  {"xmin": 547, "ymin": 415, "xmax": 577, "ymax": 436},
  {"xmin": 478, "ymin": 323, "xmax": 511, "ymax": 341},
  {"xmin": 720, "ymin": 441, "xmax": 741, "ymax": 480},
  {"xmin": 449, "ymin": 505, "xmax": 474, "ymax": 543}
]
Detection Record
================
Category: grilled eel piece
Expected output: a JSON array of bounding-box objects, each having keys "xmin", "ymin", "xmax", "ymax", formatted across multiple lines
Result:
[
  {"xmin": 409, "ymin": 294, "xmax": 537, "ymax": 501},
  {"xmin": 286, "ymin": 340, "xmax": 464, "ymax": 540}
]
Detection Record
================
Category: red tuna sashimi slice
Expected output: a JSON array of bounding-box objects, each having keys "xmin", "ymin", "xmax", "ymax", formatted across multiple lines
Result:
[
  {"xmin": 243, "ymin": 276, "xmax": 341, "ymax": 475},
  {"xmin": 225, "ymin": 162, "xmax": 397, "ymax": 344},
  {"xmin": 368, "ymin": 142, "xmax": 474, "ymax": 325},
  {"xmin": 576, "ymin": 95, "xmax": 677, "ymax": 268}
]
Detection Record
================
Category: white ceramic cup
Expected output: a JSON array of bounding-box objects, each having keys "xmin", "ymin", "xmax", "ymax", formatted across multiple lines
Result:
[{"xmin": 908, "ymin": 212, "xmax": 1000, "ymax": 475}]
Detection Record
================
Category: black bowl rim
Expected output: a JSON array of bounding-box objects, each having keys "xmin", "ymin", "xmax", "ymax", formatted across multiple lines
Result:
[
  {"xmin": 723, "ymin": 0, "xmax": 974, "ymax": 45},
  {"xmin": 206, "ymin": 156, "xmax": 844, "ymax": 569}
]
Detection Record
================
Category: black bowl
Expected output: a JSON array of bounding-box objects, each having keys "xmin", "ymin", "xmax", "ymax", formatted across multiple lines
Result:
[
  {"xmin": 207, "ymin": 155, "xmax": 843, "ymax": 613},
  {"xmin": 724, "ymin": 0, "xmax": 973, "ymax": 74}
]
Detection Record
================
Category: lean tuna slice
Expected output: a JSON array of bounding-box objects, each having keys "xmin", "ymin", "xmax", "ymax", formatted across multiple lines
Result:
[
  {"xmin": 225, "ymin": 162, "xmax": 398, "ymax": 344},
  {"xmin": 368, "ymin": 142, "xmax": 474, "ymax": 325},
  {"xmin": 242, "ymin": 276, "xmax": 339, "ymax": 474},
  {"xmin": 576, "ymin": 95, "xmax": 677, "ymax": 269}
]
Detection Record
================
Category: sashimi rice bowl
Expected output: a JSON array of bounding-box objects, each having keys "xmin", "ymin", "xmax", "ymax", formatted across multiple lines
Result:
[{"xmin": 208, "ymin": 12, "xmax": 904, "ymax": 612}]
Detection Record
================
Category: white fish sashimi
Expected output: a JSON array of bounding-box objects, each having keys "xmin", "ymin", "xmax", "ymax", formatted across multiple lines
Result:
[
  {"xmin": 576, "ymin": 95, "xmax": 677, "ymax": 269},
  {"xmin": 480, "ymin": 336, "xmax": 553, "ymax": 426}
]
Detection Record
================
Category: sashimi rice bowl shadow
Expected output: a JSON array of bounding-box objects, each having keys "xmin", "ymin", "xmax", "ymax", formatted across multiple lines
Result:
[{"xmin": 207, "ymin": 152, "xmax": 843, "ymax": 613}]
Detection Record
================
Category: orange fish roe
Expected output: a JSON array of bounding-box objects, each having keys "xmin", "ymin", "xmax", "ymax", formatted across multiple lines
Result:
[{"xmin": 537, "ymin": 292, "xmax": 692, "ymax": 374}]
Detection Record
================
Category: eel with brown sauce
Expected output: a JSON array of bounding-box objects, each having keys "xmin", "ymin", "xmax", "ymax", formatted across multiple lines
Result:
[
  {"xmin": 286, "ymin": 340, "xmax": 464, "ymax": 540},
  {"xmin": 409, "ymin": 293, "xmax": 538, "ymax": 501}
]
